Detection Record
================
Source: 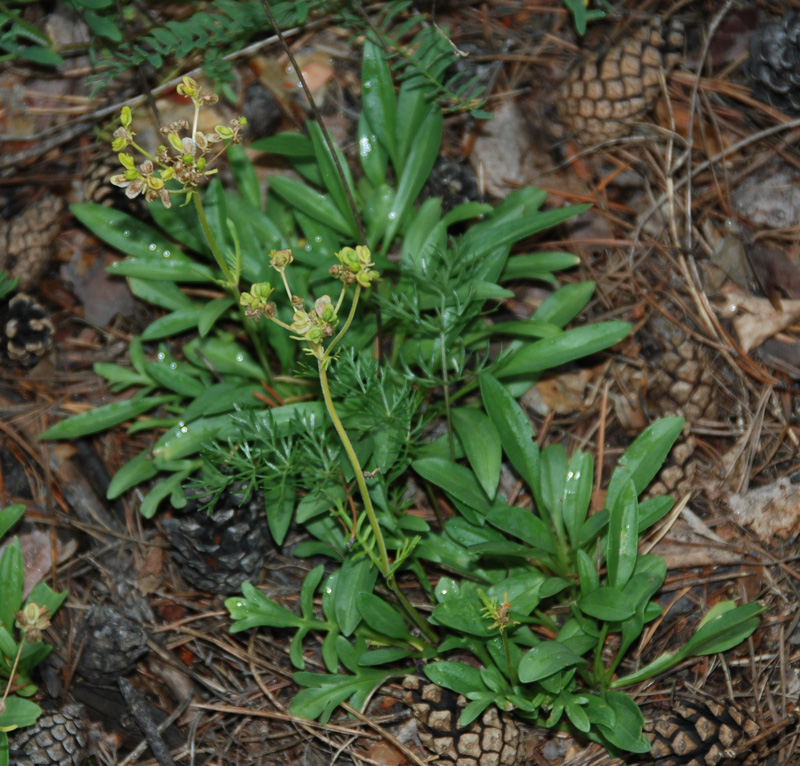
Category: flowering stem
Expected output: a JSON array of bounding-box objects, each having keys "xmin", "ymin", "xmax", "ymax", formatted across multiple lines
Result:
[
  {"xmin": 317, "ymin": 357, "xmax": 437, "ymax": 644},
  {"xmin": 1, "ymin": 636, "xmax": 26, "ymax": 707}
]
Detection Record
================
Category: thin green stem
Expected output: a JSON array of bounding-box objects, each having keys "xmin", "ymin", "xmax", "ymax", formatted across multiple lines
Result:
[
  {"xmin": 501, "ymin": 631, "xmax": 517, "ymax": 686},
  {"xmin": 327, "ymin": 284, "xmax": 361, "ymax": 358},
  {"xmin": 1, "ymin": 636, "xmax": 26, "ymax": 706},
  {"xmin": 317, "ymin": 357, "xmax": 437, "ymax": 644}
]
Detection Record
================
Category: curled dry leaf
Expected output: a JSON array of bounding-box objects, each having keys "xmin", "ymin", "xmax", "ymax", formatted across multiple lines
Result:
[
  {"xmin": 722, "ymin": 290, "xmax": 800, "ymax": 352},
  {"xmin": 729, "ymin": 477, "xmax": 800, "ymax": 542}
]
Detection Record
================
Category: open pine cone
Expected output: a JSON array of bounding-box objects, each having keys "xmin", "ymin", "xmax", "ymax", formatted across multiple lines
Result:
[
  {"xmin": 403, "ymin": 674, "xmax": 523, "ymax": 766},
  {"xmin": 0, "ymin": 292, "xmax": 55, "ymax": 366},
  {"xmin": 747, "ymin": 12, "xmax": 800, "ymax": 115},
  {"xmin": 8, "ymin": 704, "xmax": 89, "ymax": 766},
  {"xmin": 162, "ymin": 485, "xmax": 271, "ymax": 595},
  {"xmin": 557, "ymin": 16, "xmax": 684, "ymax": 145},
  {"xmin": 645, "ymin": 697, "xmax": 763, "ymax": 766}
]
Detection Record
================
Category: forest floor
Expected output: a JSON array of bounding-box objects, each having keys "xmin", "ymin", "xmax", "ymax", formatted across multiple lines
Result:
[{"xmin": 2, "ymin": 1, "xmax": 800, "ymax": 764}]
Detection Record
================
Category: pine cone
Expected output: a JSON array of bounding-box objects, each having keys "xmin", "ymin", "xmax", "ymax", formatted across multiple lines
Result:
[
  {"xmin": 645, "ymin": 698, "xmax": 763, "ymax": 766},
  {"xmin": 8, "ymin": 704, "xmax": 89, "ymax": 766},
  {"xmin": 557, "ymin": 16, "xmax": 684, "ymax": 145},
  {"xmin": 0, "ymin": 193, "xmax": 63, "ymax": 291},
  {"xmin": 0, "ymin": 293, "xmax": 55, "ymax": 366},
  {"xmin": 747, "ymin": 13, "xmax": 800, "ymax": 115},
  {"xmin": 425, "ymin": 159, "xmax": 480, "ymax": 212},
  {"xmin": 403, "ymin": 674, "xmax": 523, "ymax": 766},
  {"xmin": 161, "ymin": 485, "xmax": 271, "ymax": 595},
  {"xmin": 76, "ymin": 604, "xmax": 149, "ymax": 685}
]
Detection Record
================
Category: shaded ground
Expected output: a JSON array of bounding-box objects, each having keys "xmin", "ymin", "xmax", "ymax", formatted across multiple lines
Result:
[{"xmin": 2, "ymin": 0, "xmax": 800, "ymax": 764}]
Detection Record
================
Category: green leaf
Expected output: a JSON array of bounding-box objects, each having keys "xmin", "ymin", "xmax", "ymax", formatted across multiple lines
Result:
[
  {"xmin": 431, "ymin": 597, "xmax": 492, "ymax": 637},
  {"xmin": 25, "ymin": 581, "xmax": 66, "ymax": 618},
  {"xmin": 268, "ymin": 176, "xmax": 354, "ymax": 236},
  {"xmin": 501, "ymin": 252, "xmax": 580, "ymax": 281},
  {"xmin": 0, "ymin": 505, "xmax": 25, "ymax": 541},
  {"xmin": 0, "ymin": 538, "xmax": 23, "ymax": 632},
  {"xmin": 424, "ymin": 661, "xmax": 486, "ymax": 696},
  {"xmin": 85, "ymin": 10, "xmax": 123, "ymax": 41},
  {"xmin": 485, "ymin": 504, "xmax": 555, "ymax": 555},
  {"xmin": 226, "ymin": 582, "xmax": 308, "ymax": 632},
  {"xmin": 494, "ymin": 322, "xmax": 631, "ymax": 378},
  {"xmin": 682, "ymin": 601, "xmax": 764, "ymax": 657},
  {"xmin": 265, "ymin": 483, "xmax": 295, "ymax": 546},
  {"xmin": 518, "ymin": 641, "xmax": 587, "ymax": 683},
  {"xmin": 291, "ymin": 668, "xmax": 394, "ymax": 723},
  {"xmin": 356, "ymin": 593, "xmax": 411, "ymax": 640},
  {"xmin": 252, "ymin": 132, "xmax": 314, "ymax": 157},
  {"xmin": 71, "ymin": 204, "xmax": 187, "ymax": 262},
  {"xmin": 578, "ymin": 587, "xmax": 635, "ymax": 621},
  {"xmin": 382, "ymin": 104, "xmax": 442, "ymax": 247},
  {"xmin": 227, "ymin": 144, "xmax": 261, "ymax": 208},
  {"xmin": 562, "ymin": 450, "xmax": 593, "ymax": 549},
  {"xmin": 357, "ymin": 111, "xmax": 388, "ymax": 188},
  {"xmin": 198, "ymin": 296, "xmax": 236, "ymax": 337},
  {"xmin": 139, "ymin": 470, "xmax": 192, "ymax": 518},
  {"xmin": 182, "ymin": 335, "xmax": 264, "ymax": 380},
  {"xmin": 412, "ymin": 457, "xmax": 492, "ymax": 516},
  {"xmin": 461, "ymin": 204, "xmax": 590, "ymax": 263},
  {"xmin": 108, "ymin": 257, "xmax": 217, "ymax": 282},
  {"xmin": 596, "ymin": 691, "xmax": 650, "ymax": 753},
  {"xmin": 300, "ymin": 565, "xmax": 325, "ymax": 620},
  {"xmin": 127, "ymin": 278, "xmax": 193, "ymax": 310},
  {"xmin": 181, "ymin": 382, "xmax": 260, "ymax": 422},
  {"xmin": 606, "ymin": 478, "xmax": 638, "ymax": 590},
  {"xmin": 533, "ymin": 281, "xmax": 596, "ymax": 328},
  {"xmin": 334, "ymin": 556, "xmax": 378, "ymax": 637},
  {"xmin": 451, "ymin": 409, "xmax": 501, "ymax": 501},
  {"xmin": 307, "ymin": 121, "xmax": 359, "ymax": 238},
  {"xmin": 0, "ymin": 696, "xmax": 41, "ymax": 731},
  {"xmin": 362, "ymin": 39, "xmax": 399, "ymax": 169},
  {"xmin": 606, "ymin": 416, "xmax": 685, "ymax": 511},
  {"xmin": 39, "ymin": 395, "xmax": 175, "ymax": 440},
  {"xmin": 479, "ymin": 373, "xmax": 540, "ymax": 492},
  {"xmin": 565, "ymin": 694, "xmax": 590, "ymax": 732}
]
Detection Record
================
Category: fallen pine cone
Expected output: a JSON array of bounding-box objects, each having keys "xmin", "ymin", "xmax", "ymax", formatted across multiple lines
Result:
[
  {"xmin": 557, "ymin": 16, "xmax": 684, "ymax": 145},
  {"xmin": 402, "ymin": 674, "xmax": 523, "ymax": 766},
  {"xmin": 8, "ymin": 704, "xmax": 89, "ymax": 766},
  {"xmin": 644, "ymin": 697, "xmax": 764, "ymax": 766}
]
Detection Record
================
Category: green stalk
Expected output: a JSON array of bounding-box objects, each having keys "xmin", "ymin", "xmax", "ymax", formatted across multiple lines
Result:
[{"xmin": 317, "ymin": 354, "xmax": 437, "ymax": 644}]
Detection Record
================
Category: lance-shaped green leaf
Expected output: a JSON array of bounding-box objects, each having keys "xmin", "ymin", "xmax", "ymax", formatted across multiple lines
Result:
[{"xmin": 40, "ymin": 394, "xmax": 175, "ymax": 441}]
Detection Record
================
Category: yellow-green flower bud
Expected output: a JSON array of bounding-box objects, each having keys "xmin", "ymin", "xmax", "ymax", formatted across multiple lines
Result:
[
  {"xmin": 269, "ymin": 249, "xmax": 293, "ymax": 272},
  {"xmin": 120, "ymin": 105, "xmax": 132, "ymax": 128}
]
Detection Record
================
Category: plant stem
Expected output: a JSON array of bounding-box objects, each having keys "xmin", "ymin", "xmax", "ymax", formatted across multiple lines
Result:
[
  {"xmin": 317, "ymin": 357, "xmax": 437, "ymax": 644},
  {"xmin": 0, "ymin": 637, "xmax": 26, "ymax": 707}
]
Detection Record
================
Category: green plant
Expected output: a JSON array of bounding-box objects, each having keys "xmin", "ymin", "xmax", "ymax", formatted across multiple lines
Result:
[
  {"xmin": 226, "ymin": 396, "xmax": 762, "ymax": 753},
  {"xmin": 42, "ymin": 43, "xmax": 627, "ymax": 521},
  {"xmin": 0, "ymin": 505, "xmax": 67, "ymax": 766},
  {"xmin": 0, "ymin": 2, "xmax": 63, "ymax": 65},
  {"xmin": 38, "ymin": 31, "xmax": 761, "ymax": 760}
]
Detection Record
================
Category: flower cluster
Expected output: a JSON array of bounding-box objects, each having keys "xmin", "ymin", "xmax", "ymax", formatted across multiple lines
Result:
[
  {"xmin": 15, "ymin": 602, "xmax": 51, "ymax": 643},
  {"xmin": 290, "ymin": 295, "xmax": 339, "ymax": 347},
  {"xmin": 109, "ymin": 77, "xmax": 246, "ymax": 208},
  {"xmin": 239, "ymin": 282, "xmax": 276, "ymax": 321},
  {"xmin": 330, "ymin": 245, "xmax": 380, "ymax": 288}
]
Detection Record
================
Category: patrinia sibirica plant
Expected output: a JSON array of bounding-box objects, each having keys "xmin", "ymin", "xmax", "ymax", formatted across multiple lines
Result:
[{"xmin": 41, "ymin": 32, "xmax": 761, "ymax": 758}]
